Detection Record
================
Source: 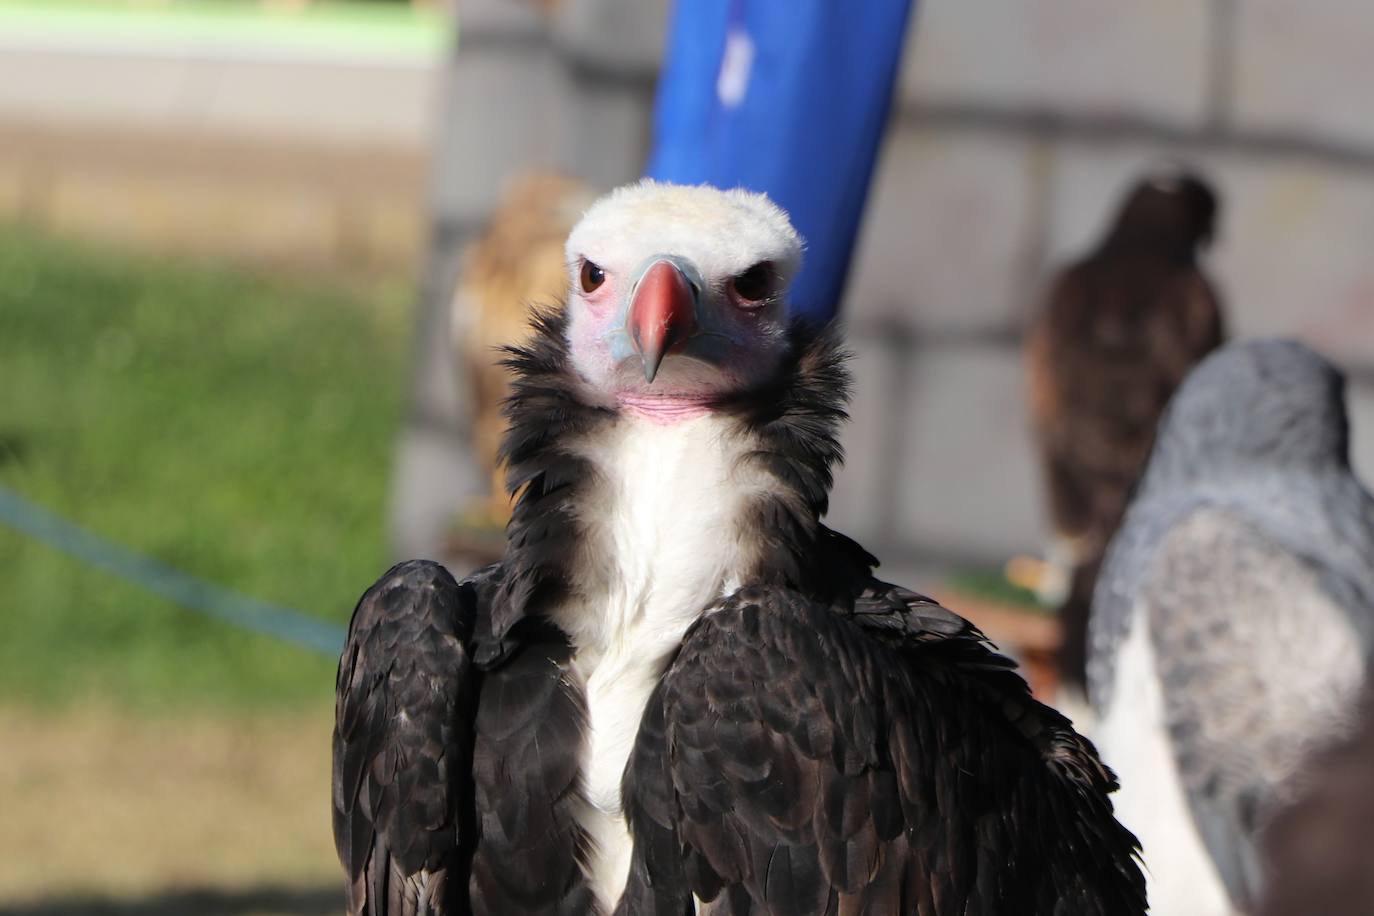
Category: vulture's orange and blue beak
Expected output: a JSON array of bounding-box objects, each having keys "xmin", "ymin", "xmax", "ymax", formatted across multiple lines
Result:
[{"xmin": 626, "ymin": 258, "xmax": 699, "ymax": 383}]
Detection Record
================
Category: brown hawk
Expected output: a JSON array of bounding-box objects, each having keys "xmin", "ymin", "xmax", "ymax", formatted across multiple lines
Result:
[{"xmin": 1025, "ymin": 170, "xmax": 1225, "ymax": 691}]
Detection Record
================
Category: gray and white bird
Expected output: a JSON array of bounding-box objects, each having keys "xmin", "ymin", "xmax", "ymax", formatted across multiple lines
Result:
[
  {"xmin": 332, "ymin": 181, "xmax": 1145, "ymax": 915},
  {"xmin": 1089, "ymin": 339, "xmax": 1374, "ymax": 915}
]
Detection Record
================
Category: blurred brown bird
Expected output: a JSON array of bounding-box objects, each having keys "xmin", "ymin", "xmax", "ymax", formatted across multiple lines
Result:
[
  {"xmin": 1024, "ymin": 170, "xmax": 1225, "ymax": 693},
  {"xmin": 451, "ymin": 172, "xmax": 595, "ymax": 530},
  {"xmin": 1260, "ymin": 691, "xmax": 1374, "ymax": 916}
]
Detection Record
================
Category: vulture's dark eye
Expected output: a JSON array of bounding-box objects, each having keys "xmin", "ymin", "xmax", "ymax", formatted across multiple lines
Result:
[
  {"xmin": 731, "ymin": 262, "xmax": 775, "ymax": 305},
  {"xmin": 580, "ymin": 260, "xmax": 606, "ymax": 293}
]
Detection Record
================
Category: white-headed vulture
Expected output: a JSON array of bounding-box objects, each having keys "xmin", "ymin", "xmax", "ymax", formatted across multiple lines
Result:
[{"xmin": 333, "ymin": 181, "xmax": 1146, "ymax": 915}]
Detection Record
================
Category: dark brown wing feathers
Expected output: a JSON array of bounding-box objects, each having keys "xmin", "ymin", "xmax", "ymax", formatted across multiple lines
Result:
[
  {"xmin": 332, "ymin": 561, "xmax": 478, "ymax": 916},
  {"xmin": 619, "ymin": 583, "xmax": 1146, "ymax": 915},
  {"xmin": 332, "ymin": 561, "xmax": 594, "ymax": 916}
]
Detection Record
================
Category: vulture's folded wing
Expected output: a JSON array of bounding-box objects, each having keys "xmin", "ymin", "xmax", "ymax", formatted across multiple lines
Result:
[
  {"xmin": 332, "ymin": 560, "xmax": 486, "ymax": 916},
  {"xmin": 619, "ymin": 583, "xmax": 1145, "ymax": 916}
]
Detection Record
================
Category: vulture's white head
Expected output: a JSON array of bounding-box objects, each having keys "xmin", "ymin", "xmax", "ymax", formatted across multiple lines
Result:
[{"xmin": 563, "ymin": 181, "xmax": 803, "ymax": 414}]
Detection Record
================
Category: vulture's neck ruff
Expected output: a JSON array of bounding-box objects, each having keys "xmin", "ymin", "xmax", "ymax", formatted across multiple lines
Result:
[
  {"xmin": 490, "ymin": 308, "xmax": 849, "ymax": 906},
  {"xmin": 492, "ymin": 308, "xmax": 849, "ymax": 645}
]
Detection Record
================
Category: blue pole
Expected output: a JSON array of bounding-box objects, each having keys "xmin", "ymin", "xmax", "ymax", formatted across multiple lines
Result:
[
  {"xmin": 0, "ymin": 485, "xmax": 345, "ymax": 657},
  {"xmin": 646, "ymin": 0, "xmax": 916, "ymax": 324}
]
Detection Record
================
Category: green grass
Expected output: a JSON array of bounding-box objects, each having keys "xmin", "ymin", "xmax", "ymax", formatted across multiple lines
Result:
[
  {"xmin": 0, "ymin": 0, "xmax": 452, "ymax": 59},
  {"xmin": 943, "ymin": 567, "xmax": 1051, "ymax": 613},
  {"xmin": 0, "ymin": 227, "xmax": 412, "ymax": 713}
]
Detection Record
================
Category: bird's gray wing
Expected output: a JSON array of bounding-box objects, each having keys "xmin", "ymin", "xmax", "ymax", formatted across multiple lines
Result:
[
  {"xmin": 1143, "ymin": 508, "xmax": 1366, "ymax": 911},
  {"xmin": 332, "ymin": 560, "xmax": 485, "ymax": 916},
  {"xmin": 617, "ymin": 583, "xmax": 1145, "ymax": 916}
]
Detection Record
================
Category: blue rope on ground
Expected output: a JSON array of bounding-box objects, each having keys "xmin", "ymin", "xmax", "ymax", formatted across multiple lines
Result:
[{"xmin": 0, "ymin": 484, "xmax": 346, "ymax": 657}]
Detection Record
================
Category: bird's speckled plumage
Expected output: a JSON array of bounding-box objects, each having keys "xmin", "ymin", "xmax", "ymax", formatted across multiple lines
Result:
[{"xmin": 1089, "ymin": 339, "xmax": 1374, "ymax": 913}]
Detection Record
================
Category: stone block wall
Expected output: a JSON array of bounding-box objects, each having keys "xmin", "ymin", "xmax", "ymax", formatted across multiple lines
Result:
[
  {"xmin": 901, "ymin": 1, "xmax": 1215, "ymax": 127},
  {"xmin": 404, "ymin": 0, "xmax": 1374, "ymax": 565},
  {"xmin": 831, "ymin": 0, "xmax": 1374, "ymax": 565}
]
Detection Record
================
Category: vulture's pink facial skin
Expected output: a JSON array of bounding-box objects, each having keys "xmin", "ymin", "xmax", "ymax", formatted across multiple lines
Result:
[
  {"xmin": 563, "ymin": 182, "xmax": 803, "ymax": 418},
  {"xmin": 566, "ymin": 260, "xmax": 788, "ymax": 407}
]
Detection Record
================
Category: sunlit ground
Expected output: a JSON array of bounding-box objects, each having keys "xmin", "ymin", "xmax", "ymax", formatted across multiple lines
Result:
[{"xmin": 0, "ymin": 707, "xmax": 338, "ymax": 914}]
